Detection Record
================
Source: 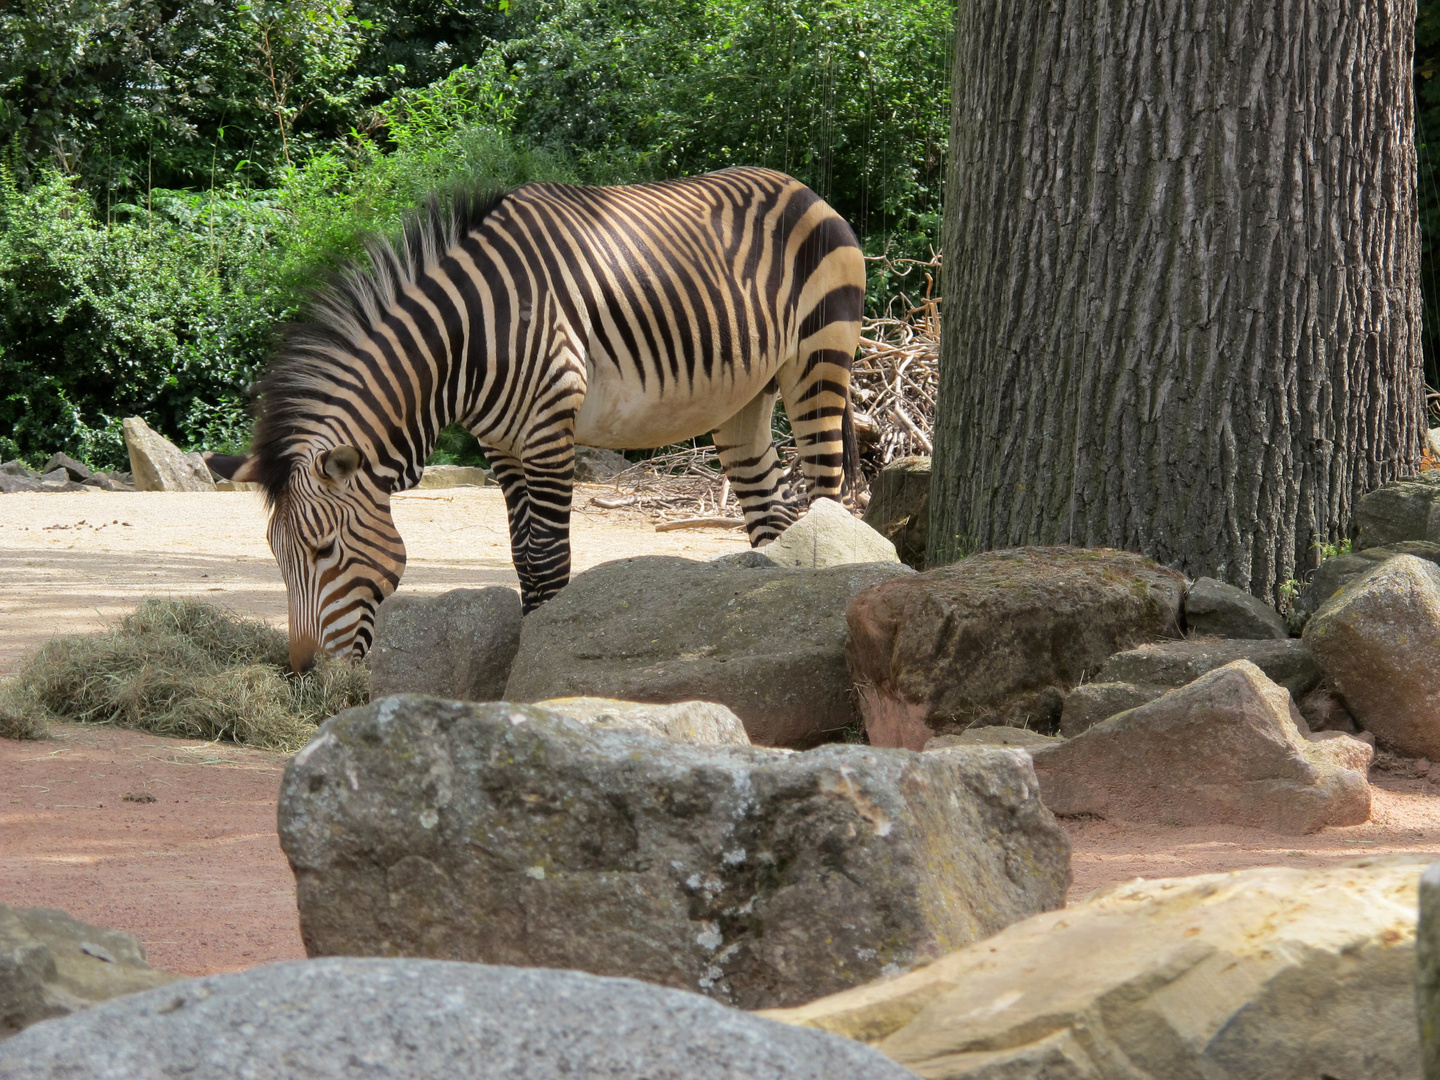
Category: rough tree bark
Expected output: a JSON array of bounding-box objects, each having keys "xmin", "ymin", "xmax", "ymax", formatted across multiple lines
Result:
[{"xmin": 928, "ymin": 0, "xmax": 1426, "ymax": 601}]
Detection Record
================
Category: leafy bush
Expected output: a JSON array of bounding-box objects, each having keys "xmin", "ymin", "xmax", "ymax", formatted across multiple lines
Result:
[{"xmin": 0, "ymin": 168, "xmax": 284, "ymax": 467}]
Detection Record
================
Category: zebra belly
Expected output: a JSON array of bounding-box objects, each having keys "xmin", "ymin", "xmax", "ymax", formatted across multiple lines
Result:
[{"xmin": 573, "ymin": 365, "xmax": 773, "ymax": 450}]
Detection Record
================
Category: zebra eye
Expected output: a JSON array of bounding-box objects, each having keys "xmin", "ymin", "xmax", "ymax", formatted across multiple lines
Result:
[{"xmin": 314, "ymin": 539, "xmax": 337, "ymax": 560}]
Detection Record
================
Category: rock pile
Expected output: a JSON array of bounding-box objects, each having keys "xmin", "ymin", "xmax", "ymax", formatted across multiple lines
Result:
[{"xmin": 0, "ymin": 455, "xmax": 133, "ymax": 493}]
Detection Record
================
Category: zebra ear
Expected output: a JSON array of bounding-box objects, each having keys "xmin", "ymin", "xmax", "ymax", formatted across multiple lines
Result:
[
  {"xmin": 319, "ymin": 445, "xmax": 362, "ymax": 484},
  {"xmin": 204, "ymin": 452, "xmax": 259, "ymax": 484}
]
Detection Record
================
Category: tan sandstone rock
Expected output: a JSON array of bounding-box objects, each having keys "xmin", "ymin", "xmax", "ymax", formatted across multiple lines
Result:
[
  {"xmin": 1303, "ymin": 553, "xmax": 1440, "ymax": 758},
  {"xmin": 535, "ymin": 696, "xmax": 752, "ymax": 745},
  {"xmin": 122, "ymin": 417, "xmax": 215, "ymax": 492},
  {"xmin": 1031, "ymin": 660, "xmax": 1371, "ymax": 833},
  {"xmin": 761, "ymin": 858, "xmax": 1425, "ymax": 1080}
]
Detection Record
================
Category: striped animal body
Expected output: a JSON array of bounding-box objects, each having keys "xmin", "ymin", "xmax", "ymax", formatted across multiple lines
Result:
[{"xmin": 209, "ymin": 167, "xmax": 866, "ymax": 672}]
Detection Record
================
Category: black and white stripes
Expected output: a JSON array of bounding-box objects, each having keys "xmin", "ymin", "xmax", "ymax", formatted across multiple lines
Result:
[{"xmin": 209, "ymin": 167, "xmax": 866, "ymax": 671}]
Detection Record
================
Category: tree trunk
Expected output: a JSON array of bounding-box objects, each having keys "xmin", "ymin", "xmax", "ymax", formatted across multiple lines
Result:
[{"xmin": 929, "ymin": 0, "xmax": 1426, "ymax": 602}]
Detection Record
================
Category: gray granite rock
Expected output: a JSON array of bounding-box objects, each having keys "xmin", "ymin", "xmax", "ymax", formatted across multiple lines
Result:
[
  {"xmin": 845, "ymin": 546, "xmax": 1185, "ymax": 748},
  {"xmin": 0, "ymin": 958, "xmax": 916, "ymax": 1079},
  {"xmin": 1, "ymin": 904, "xmax": 177, "ymax": 1038},
  {"xmin": 504, "ymin": 555, "xmax": 912, "ymax": 747},
  {"xmin": 371, "ymin": 587, "xmax": 522, "ymax": 702},
  {"xmin": 1096, "ymin": 636, "xmax": 1320, "ymax": 699},
  {"xmin": 278, "ymin": 697, "xmax": 1071, "ymax": 1010},
  {"xmin": 1032, "ymin": 661, "xmax": 1371, "ymax": 833},
  {"xmin": 0, "ymin": 460, "xmax": 35, "ymax": 478},
  {"xmin": 1304, "ymin": 554, "xmax": 1440, "ymax": 758},
  {"xmin": 1184, "ymin": 576, "xmax": 1288, "ymax": 639},
  {"xmin": 0, "ymin": 473, "xmax": 39, "ymax": 494},
  {"xmin": 41, "ymin": 452, "xmax": 91, "ymax": 481},
  {"xmin": 1353, "ymin": 471, "xmax": 1440, "ymax": 550}
]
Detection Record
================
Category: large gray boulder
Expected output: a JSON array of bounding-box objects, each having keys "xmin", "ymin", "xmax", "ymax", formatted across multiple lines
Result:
[
  {"xmin": 845, "ymin": 546, "xmax": 1185, "ymax": 748},
  {"xmin": 573, "ymin": 445, "xmax": 630, "ymax": 481},
  {"xmin": 535, "ymin": 696, "xmax": 751, "ymax": 745},
  {"xmin": 861, "ymin": 455, "xmax": 931, "ymax": 569},
  {"xmin": 1033, "ymin": 661, "xmax": 1371, "ymax": 833},
  {"xmin": 765, "ymin": 859, "xmax": 1427, "ymax": 1080},
  {"xmin": 370, "ymin": 587, "xmax": 522, "ymax": 702},
  {"xmin": 1183, "ymin": 576, "xmax": 1288, "ymax": 639},
  {"xmin": 0, "ymin": 958, "xmax": 916, "ymax": 1080},
  {"xmin": 122, "ymin": 417, "xmax": 215, "ymax": 492},
  {"xmin": 1304, "ymin": 554, "xmax": 1440, "ymax": 758},
  {"xmin": 1353, "ymin": 470, "xmax": 1440, "ymax": 550},
  {"xmin": 761, "ymin": 498, "xmax": 899, "ymax": 569},
  {"xmin": 1291, "ymin": 540, "xmax": 1440, "ymax": 630},
  {"xmin": 504, "ymin": 555, "xmax": 913, "ymax": 747},
  {"xmin": 1, "ymin": 904, "xmax": 177, "ymax": 1038},
  {"xmin": 278, "ymin": 697, "xmax": 1071, "ymax": 1010}
]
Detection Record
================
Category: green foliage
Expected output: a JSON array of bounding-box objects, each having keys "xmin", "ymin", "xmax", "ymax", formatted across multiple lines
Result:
[
  {"xmin": 0, "ymin": 167, "xmax": 283, "ymax": 467},
  {"xmin": 501, "ymin": 0, "xmax": 953, "ymax": 285},
  {"xmin": 427, "ymin": 423, "xmax": 491, "ymax": 466}
]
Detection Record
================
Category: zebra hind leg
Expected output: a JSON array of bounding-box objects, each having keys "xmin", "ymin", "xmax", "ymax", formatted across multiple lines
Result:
[
  {"xmin": 712, "ymin": 386, "xmax": 800, "ymax": 547},
  {"xmin": 776, "ymin": 296, "xmax": 862, "ymax": 509}
]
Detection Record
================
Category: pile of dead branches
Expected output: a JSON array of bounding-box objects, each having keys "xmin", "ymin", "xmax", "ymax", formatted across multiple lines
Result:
[
  {"xmin": 585, "ymin": 256, "xmax": 942, "ymax": 528},
  {"xmin": 850, "ymin": 255, "xmax": 940, "ymax": 478}
]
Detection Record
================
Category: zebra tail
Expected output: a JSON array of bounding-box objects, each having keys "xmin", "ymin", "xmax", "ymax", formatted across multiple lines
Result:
[{"xmin": 841, "ymin": 396, "xmax": 862, "ymax": 505}]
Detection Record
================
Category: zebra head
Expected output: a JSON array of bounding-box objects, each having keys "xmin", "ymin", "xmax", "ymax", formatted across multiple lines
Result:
[{"xmin": 208, "ymin": 445, "xmax": 406, "ymax": 673}]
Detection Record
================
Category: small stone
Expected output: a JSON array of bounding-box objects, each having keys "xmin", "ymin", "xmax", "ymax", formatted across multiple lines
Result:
[
  {"xmin": 1096, "ymin": 637, "xmax": 1319, "ymax": 699},
  {"xmin": 861, "ymin": 456, "xmax": 930, "ymax": 569},
  {"xmin": 762, "ymin": 498, "xmax": 899, "ymax": 569},
  {"xmin": 1058, "ymin": 681, "xmax": 1158, "ymax": 737}
]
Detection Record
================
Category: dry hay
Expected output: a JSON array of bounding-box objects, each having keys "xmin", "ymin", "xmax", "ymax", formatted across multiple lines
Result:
[{"xmin": 0, "ymin": 598, "xmax": 368, "ymax": 750}]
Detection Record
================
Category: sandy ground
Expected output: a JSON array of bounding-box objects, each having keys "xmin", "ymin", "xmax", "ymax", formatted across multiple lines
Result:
[{"xmin": 2, "ymin": 488, "xmax": 1439, "ymax": 978}]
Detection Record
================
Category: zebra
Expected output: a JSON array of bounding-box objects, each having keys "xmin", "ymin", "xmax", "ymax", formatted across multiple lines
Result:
[{"xmin": 207, "ymin": 167, "xmax": 866, "ymax": 673}]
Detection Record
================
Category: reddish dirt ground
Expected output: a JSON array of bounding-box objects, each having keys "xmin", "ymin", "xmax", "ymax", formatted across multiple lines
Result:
[{"xmin": 3, "ymin": 489, "xmax": 1439, "ymax": 977}]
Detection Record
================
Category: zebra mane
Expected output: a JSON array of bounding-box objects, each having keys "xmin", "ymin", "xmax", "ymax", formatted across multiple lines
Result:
[{"xmin": 248, "ymin": 186, "xmax": 509, "ymax": 505}]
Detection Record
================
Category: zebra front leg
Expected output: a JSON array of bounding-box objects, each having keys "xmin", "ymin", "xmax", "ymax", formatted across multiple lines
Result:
[
  {"xmin": 712, "ymin": 385, "xmax": 800, "ymax": 546},
  {"xmin": 514, "ymin": 434, "xmax": 577, "ymax": 612},
  {"xmin": 488, "ymin": 451, "xmax": 544, "ymax": 604}
]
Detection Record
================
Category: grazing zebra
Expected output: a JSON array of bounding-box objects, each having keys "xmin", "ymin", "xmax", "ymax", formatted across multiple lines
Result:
[{"xmin": 208, "ymin": 167, "xmax": 865, "ymax": 672}]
